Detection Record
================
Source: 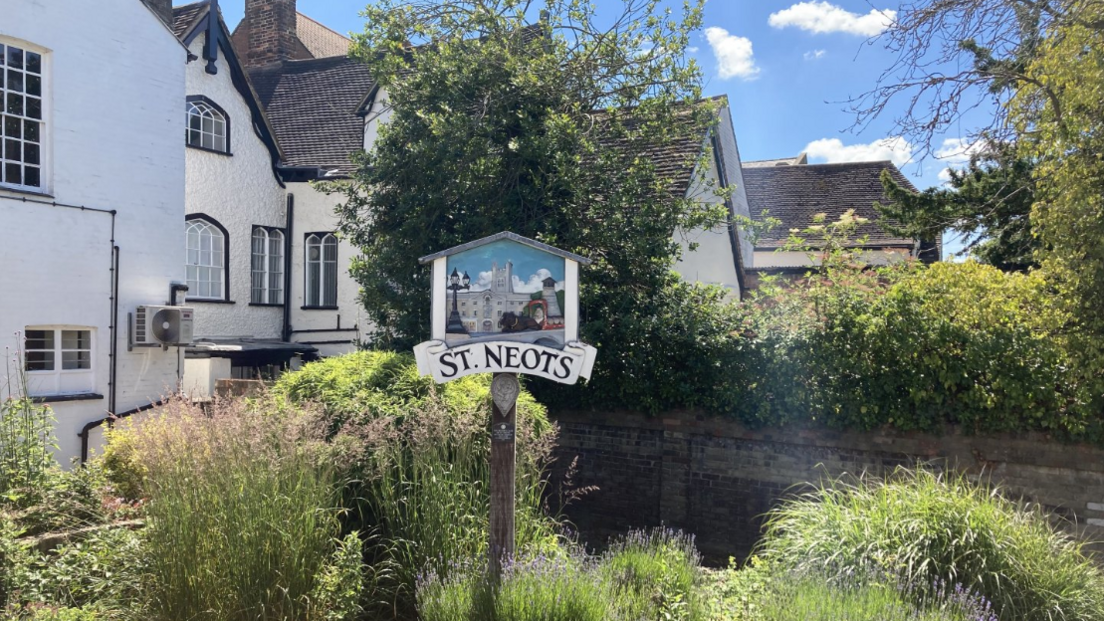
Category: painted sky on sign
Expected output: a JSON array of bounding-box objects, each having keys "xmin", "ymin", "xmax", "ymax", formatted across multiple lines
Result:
[
  {"xmin": 219, "ymin": 0, "xmax": 990, "ymax": 257},
  {"xmin": 446, "ymin": 239, "xmax": 565, "ymax": 294}
]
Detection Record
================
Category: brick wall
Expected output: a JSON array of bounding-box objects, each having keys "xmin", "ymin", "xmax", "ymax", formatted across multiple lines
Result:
[{"xmin": 549, "ymin": 410, "xmax": 1104, "ymax": 563}]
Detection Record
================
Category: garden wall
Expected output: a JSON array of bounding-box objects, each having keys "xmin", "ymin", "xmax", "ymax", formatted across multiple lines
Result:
[{"xmin": 549, "ymin": 410, "xmax": 1104, "ymax": 562}]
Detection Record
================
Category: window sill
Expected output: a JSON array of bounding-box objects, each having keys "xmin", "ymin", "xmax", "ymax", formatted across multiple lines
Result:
[
  {"xmin": 186, "ymin": 144, "xmax": 233, "ymax": 157},
  {"xmin": 31, "ymin": 393, "xmax": 104, "ymax": 404},
  {"xmin": 301, "ymin": 305, "xmax": 339, "ymax": 311},
  {"xmin": 249, "ymin": 302, "xmax": 285, "ymax": 308},
  {"xmin": 0, "ymin": 186, "xmax": 53, "ymax": 199},
  {"xmin": 187, "ymin": 299, "xmax": 236, "ymax": 305}
]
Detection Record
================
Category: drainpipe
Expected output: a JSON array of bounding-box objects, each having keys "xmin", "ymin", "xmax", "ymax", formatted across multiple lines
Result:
[{"xmin": 283, "ymin": 193, "xmax": 294, "ymax": 342}]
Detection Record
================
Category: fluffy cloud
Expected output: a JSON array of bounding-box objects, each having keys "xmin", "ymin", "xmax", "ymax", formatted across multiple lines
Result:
[
  {"xmin": 934, "ymin": 137, "xmax": 989, "ymax": 183},
  {"xmin": 704, "ymin": 27, "xmax": 761, "ymax": 80},
  {"xmin": 769, "ymin": 2, "xmax": 896, "ymax": 36},
  {"xmin": 804, "ymin": 137, "xmax": 913, "ymax": 166},
  {"xmin": 512, "ymin": 269, "xmax": 562, "ymax": 294},
  {"xmin": 803, "ymin": 49, "xmax": 826, "ymax": 60}
]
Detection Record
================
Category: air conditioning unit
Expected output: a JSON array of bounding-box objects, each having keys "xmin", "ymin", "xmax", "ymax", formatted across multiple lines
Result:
[{"xmin": 134, "ymin": 305, "xmax": 195, "ymax": 346}]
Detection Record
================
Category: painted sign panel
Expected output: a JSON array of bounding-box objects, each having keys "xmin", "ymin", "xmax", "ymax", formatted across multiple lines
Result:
[
  {"xmin": 413, "ymin": 232, "xmax": 597, "ymax": 385},
  {"xmin": 443, "ymin": 239, "xmax": 567, "ymax": 348}
]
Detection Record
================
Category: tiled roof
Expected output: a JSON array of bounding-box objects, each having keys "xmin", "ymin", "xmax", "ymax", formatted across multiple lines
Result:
[
  {"xmin": 742, "ymin": 161, "xmax": 918, "ymax": 248},
  {"xmin": 296, "ymin": 13, "xmax": 351, "ymax": 59},
  {"xmin": 171, "ymin": 1, "xmax": 208, "ymax": 39},
  {"xmin": 249, "ymin": 56, "xmax": 376, "ymax": 173}
]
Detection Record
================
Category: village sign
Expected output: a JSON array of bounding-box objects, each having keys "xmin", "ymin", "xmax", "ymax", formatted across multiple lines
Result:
[
  {"xmin": 413, "ymin": 231, "xmax": 597, "ymax": 575},
  {"xmin": 414, "ymin": 231, "xmax": 597, "ymax": 384}
]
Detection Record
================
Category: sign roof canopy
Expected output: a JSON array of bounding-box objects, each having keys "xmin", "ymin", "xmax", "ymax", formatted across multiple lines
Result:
[{"xmin": 418, "ymin": 231, "xmax": 592, "ymax": 265}]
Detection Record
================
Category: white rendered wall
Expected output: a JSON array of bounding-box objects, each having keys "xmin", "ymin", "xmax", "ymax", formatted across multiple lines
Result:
[
  {"xmin": 184, "ymin": 36, "xmax": 285, "ymax": 340},
  {"xmin": 753, "ymin": 248, "xmax": 914, "ymax": 268},
  {"xmin": 0, "ymin": 3, "xmax": 185, "ymax": 463},
  {"xmin": 675, "ymin": 153, "xmax": 742, "ymax": 297},
  {"xmin": 362, "ymin": 88, "xmax": 393, "ymax": 151},
  {"xmin": 287, "ymin": 183, "xmax": 364, "ymax": 356},
  {"xmin": 182, "ymin": 357, "xmax": 232, "ymax": 400}
]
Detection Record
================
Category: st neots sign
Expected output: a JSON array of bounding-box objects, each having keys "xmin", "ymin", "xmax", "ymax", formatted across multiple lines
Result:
[{"xmin": 413, "ymin": 232, "xmax": 597, "ymax": 385}]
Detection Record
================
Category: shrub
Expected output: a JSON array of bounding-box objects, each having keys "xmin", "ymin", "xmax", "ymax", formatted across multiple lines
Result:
[
  {"xmin": 758, "ymin": 468, "xmax": 1104, "ymax": 621},
  {"xmin": 273, "ymin": 351, "xmax": 560, "ymax": 618},
  {"xmin": 120, "ymin": 398, "xmax": 351, "ymax": 621},
  {"xmin": 601, "ymin": 527, "xmax": 704, "ymax": 620},
  {"xmin": 1, "ymin": 353, "xmax": 58, "ymax": 506}
]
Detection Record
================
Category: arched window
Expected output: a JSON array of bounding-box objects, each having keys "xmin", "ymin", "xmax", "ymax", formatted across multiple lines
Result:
[
  {"xmin": 185, "ymin": 216, "xmax": 227, "ymax": 300},
  {"xmin": 251, "ymin": 226, "xmax": 284, "ymax": 304},
  {"xmin": 185, "ymin": 97, "xmax": 228, "ymax": 153},
  {"xmin": 305, "ymin": 233, "xmax": 338, "ymax": 308}
]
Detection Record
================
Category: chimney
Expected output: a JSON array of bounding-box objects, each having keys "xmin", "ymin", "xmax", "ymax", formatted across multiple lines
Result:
[
  {"xmin": 244, "ymin": 0, "xmax": 299, "ymax": 67},
  {"xmin": 142, "ymin": 0, "xmax": 172, "ymax": 25}
]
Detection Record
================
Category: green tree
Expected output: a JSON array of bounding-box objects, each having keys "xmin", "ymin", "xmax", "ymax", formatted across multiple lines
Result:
[
  {"xmin": 878, "ymin": 142, "xmax": 1039, "ymax": 271},
  {"xmin": 333, "ymin": 0, "xmax": 726, "ymax": 350}
]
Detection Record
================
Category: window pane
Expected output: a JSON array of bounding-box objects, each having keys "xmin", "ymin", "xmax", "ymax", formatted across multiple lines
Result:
[
  {"xmin": 4, "ymin": 116, "xmax": 20, "ymax": 139},
  {"xmin": 24, "ymin": 143, "xmax": 38, "ymax": 165},
  {"xmin": 5, "ymin": 139, "xmax": 19, "ymax": 160},
  {"xmin": 26, "ymin": 350, "xmax": 53, "ymax": 371},
  {"xmin": 5, "ymin": 162, "xmax": 20, "ymax": 185},
  {"xmin": 25, "ymin": 52, "xmax": 40, "ymax": 74},
  {"xmin": 7, "ymin": 69, "xmax": 23, "ymax": 93},
  {"xmin": 26, "ymin": 97, "xmax": 40, "ymax": 120},
  {"xmin": 6, "ymin": 93, "xmax": 23, "ymax": 116},
  {"xmin": 24, "ymin": 120, "xmax": 37, "ymax": 142},
  {"xmin": 25, "ymin": 330, "xmax": 53, "ymax": 350},
  {"xmin": 6, "ymin": 47, "xmax": 22, "ymax": 70},
  {"xmin": 62, "ymin": 351, "xmax": 91, "ymax": 370},
  {"xmin": 26, "ymin": 74, "xmax": 40, "ymax": 97},
  {"xmin": 61, "ymin": 330, "xmax": 90, "ymax": 350},
  {"xmin": 0, "ymin": 44, "xmax": 5, "ymax": 66},
  {"xmin": 24, "ymin": 166, "xmax": 39, "ymax": 188}
]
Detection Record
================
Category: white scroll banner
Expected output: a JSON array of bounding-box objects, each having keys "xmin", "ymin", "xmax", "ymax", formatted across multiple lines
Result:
[{"xmin": 414, "ymin": 339, "xmax": 598, "ymax": 385}]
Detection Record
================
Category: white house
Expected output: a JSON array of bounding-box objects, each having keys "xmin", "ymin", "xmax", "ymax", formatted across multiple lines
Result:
[{"xmin": 0, "ymin": 0, "xmax": 187, "ymax": 462}]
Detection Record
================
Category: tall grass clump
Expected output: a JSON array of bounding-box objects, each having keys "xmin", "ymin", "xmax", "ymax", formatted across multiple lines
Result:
[
  {"xmin": 1, "ymin": 347, "xmax": 58, "ymax": 505},
  {"xmin": 759, "ymin": 467, "xmax": 1104, "ymax": 621},
  {"xmin": 272, "ymin": 351, "xmax": 560, "ymax": 618},
  {"xmin": 122, "ymin": 398, "xmax": 350, "ymax": 621},
  {"xmin": 754, "ymin": 573, "xmax": 997, "ymax": 621},
  {"xmin": 418, "ymin": 529, "xmax": 705, "ymax": 621}
]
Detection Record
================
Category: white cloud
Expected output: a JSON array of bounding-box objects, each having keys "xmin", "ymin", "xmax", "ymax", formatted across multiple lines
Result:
[
  {"xmin": 687, "ymin": 46, "xmax": 700, "ymax": 53},
  {"xmin": 804, "ymin": 137, "xmax": 913, "ymax": 166},
  {"xmin": 704, "ymin": 27, "xmax": 761, "ymax": 80},
  {"xmin": 934, "ymin": 137, "xmax": 989, "ymax": 183},
  {"xmin": 769, "ymin": 2, "xmax": 896, "ymax": 36},
  {"xmin": 512, "ymin": 269, "xmax": 563, "ymax": 294},
  {"xmin": 803, "ymin": 49, "xmax": 826, "ymax": 60}
]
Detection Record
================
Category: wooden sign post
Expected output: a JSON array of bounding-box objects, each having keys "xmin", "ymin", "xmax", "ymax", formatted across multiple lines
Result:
[{"xmin": 414, "ymin": 232, "xmax": 597, "ymax": 578}]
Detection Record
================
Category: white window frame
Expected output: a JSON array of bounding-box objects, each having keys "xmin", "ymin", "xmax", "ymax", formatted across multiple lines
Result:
[
  {"xmin": 305, "ymin": 233, "xmax": 338, "ymax": 308},
  {"xmin": 185, "ymin": 217, "xmax": 227, "ymax": 300},
  {"xmin": 23, "ymin": 327, "xmax": 95, "ymax": 397},
  {"xmin": 185, "ymin": 98, "xmax": 229, "ymax": 153},
  {"xmin": 1, "ymin": 38, "xmax": 49, "ymax": 193},
  {"xmin": 251, "ymin": 226, "xmax": 285, "ymax": 305}
]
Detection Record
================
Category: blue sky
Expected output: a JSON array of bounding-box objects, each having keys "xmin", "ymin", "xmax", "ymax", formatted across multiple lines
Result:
[
  {"xmin": 219, "ymin": 0, "xmax": 985, "ymax": 255},
  {"xmin": 447, "ymin": 240, "xmax": 565, "ymax": 293}
]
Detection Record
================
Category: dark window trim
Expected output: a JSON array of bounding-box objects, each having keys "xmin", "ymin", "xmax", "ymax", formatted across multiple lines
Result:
[
  {"xmin": 187, "ymin": 143, "xmax": 233, "ymax": 157},
  {"xmin": 185, "ymin": 213, "xmax": 231, "ymax": 302},
  {"xmin": 303, "ymin": 231, "xmax": 338, "ymax": 310},
  {"xmin": 249, "ymin": 302, "xmax": 284, "ymax": 308},
  {"xmin": 31, "ymin": 393, "xmax": 104, "ymax": 404},
  {"xmin": 251, "ymin": 225, "xmax": 287, "ymax": 306},
  {"xmin": 185, "ymin": 95, "xmax": 231, "ymax": 154},
  {"xmin": 188, "ymin": 299, "xmax": 236, "ymax": 305}
]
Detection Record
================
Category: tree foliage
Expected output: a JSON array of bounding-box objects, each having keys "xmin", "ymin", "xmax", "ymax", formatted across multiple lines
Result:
[
  {"xmin": 335, "ymin": 0, "xmax": 725, "ymax": 349},
  {"xmin": 878, "ymin": 142, "xmax": 1038, "ymax": 271}
]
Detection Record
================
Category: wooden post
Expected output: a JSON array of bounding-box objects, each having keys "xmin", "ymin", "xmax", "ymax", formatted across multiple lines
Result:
[{"xmin": 489, "ymin": 373, "xmax": 519, "ymax": 578}]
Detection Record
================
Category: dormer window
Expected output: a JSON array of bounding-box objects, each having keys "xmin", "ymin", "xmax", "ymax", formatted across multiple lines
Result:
[{"xmin": 185, "ymin": 96, "xmax": 229, "ymax": 154}]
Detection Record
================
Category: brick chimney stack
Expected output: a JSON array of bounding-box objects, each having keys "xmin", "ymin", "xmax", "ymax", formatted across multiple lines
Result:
[
  {"xmin": 142, "ymin": 0, "xmax": 172, "ymax": 25},
  {"xmin": 244, "ymin": 0, "xmax": 298, "ymax": 67}
]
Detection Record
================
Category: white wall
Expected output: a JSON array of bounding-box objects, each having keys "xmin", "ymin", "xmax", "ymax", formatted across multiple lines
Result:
[
  {"xmin": 362, "ymin": 89, "xmax": 393, "ymax": 151},
  {"xmin": 184, "ymin": 35, "xmax": 286, "ymax": 340},
  {"xmin": 287, "ymin": 183, "xmax": 364, "ymax": 356},
  {"xmin": 675, "ymin": 151, "xmax": 742, "ymax": 297},
  {"xmin": 0, "ymin": 2, "xmax": 185, "ymax": 463}
]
